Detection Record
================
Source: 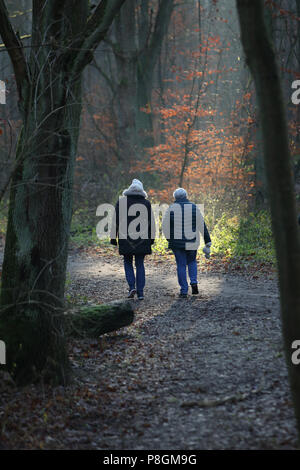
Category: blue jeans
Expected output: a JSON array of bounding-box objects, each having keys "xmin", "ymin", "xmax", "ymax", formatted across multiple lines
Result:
[
  {"xmin": 172, "ymin": 249, "xmax": 198, "ymax": 294},
  {"xmin": 123, "ymin": 254, "xmax": 145, "ymax": 296}
]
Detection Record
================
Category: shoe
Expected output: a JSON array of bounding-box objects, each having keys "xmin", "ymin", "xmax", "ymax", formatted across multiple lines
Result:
[
  {"xmin": 127, "ymin": 289, "xmax": 136, "ymax": 299},
  {"xmin": 191, "ymin": 284, "xmax": 199, "ymax": 295},
  {"xmin": 137, "ymin": 292, "xmax": 144, "ymax": 300},
  {"xmin": 179, "ymin": 293, "xmax": 188, "ymax": 298}
]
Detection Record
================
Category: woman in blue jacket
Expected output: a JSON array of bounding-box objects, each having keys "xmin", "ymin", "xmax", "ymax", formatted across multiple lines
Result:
[{"xmin": 162, "ymin": 188, "xmax": 211, "ymax": 298}]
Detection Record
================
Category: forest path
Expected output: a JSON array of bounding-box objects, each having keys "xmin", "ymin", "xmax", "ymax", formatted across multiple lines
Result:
[
  {"xmin": 0, "ymin": 248, "xmax": 298, "ymax": 449},
  {"xmin": 64, "ymin": 251, "xmax": 298, "ymax": 449}
]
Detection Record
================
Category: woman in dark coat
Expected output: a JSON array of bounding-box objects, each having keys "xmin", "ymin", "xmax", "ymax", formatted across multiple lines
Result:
[{"xmin": 110, "ymin": 179, "xmax": 155, "ymax": 299}]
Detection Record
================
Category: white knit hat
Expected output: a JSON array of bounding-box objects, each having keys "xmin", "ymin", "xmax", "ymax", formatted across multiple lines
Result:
[
  {"xmin": 123, "ymin": 178, "xmax": 147, "ymax": 198},
  {"xmin": 173, "ymin": 187, "xmax": 187, "ymax": 200}
]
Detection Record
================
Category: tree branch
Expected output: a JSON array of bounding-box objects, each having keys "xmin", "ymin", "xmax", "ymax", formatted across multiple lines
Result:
[
  {"xmin": 0, "ymin": 0, "xmax": 28, "ymax": 100},
  {"xmin": 91, "ymin": 58, "xmax": 115, "ymax": 93},
  {"xmin": 70, "ymin": 0, "xmax": 127, "ymax": 75}
]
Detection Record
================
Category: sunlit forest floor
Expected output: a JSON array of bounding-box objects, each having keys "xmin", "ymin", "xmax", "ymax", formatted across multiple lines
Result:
[{"xmin": 0, "ymin": 245, "xmax": 299, "ymax": 450}]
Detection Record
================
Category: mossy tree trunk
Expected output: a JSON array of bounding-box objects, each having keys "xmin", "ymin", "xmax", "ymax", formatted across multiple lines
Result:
[
  {"xmin": 0, "ymin": 0, "xmax": 126, "ymax": 385},
  {"xmin": 66, "ymin": 301, "xmax": 134, "ymax": 339},
  {"xmin": 237, "ymin": 0, "xmax": 300, "ymax": 438}
]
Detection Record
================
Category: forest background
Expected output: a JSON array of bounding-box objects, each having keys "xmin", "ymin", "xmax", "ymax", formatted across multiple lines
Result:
[{"xmin": 0, "ymin": 0, "xmax": 299, "ymax": 263}]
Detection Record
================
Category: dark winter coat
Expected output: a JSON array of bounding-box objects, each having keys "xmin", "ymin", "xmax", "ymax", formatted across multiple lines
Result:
[
  {"xmin": 110, "ymin": 195, "xmax": 155, "ymax": 256},
  {"xmin": 162, "ymin": 198, "xmax": 211, "ymax": 251}
]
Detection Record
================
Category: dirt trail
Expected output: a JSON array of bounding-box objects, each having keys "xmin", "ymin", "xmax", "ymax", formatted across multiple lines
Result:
[
  {"xmin": 64, "ymin": 251, "xmax": 298, "ymax": 450},
  {"xmin": 0, "ymin": 248, "xmax": 298, "ymax": 449}
]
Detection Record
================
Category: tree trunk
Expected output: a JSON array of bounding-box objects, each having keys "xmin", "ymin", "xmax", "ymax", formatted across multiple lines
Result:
[
  {"xmin": 114, "ymin": 0, "xmax": 138, "ymax": 163},
  {"xmin": 135, "ymin": 0, "xmax": 174, "ymax": 151},
  {"xmin": 236, "ymin": 0, "xmax": 300, "ymax": 438},
  {"xmin": 0, "ymin": 2, "xmax": 87, "ymax": 385},
  {"xmin": 0, "ymin": 0, "xmax": 126, "ymax": 385},
  {"xmin": 66, "ymin": 301, "xmax": 134, "ymax": 338},
  {"xmin": 98, "ymin": 0, "xmax": 174, "ymax": 161}
]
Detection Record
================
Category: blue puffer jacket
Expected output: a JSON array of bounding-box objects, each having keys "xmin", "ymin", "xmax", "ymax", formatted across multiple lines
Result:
[{"xmin": 162, "ymin": 198, "xmax": 211, "ymax": 250}]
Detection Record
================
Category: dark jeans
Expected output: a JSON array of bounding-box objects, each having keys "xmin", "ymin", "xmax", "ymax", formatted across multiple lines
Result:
[
  {"xmin": 123, "ymin": 254, "xmax": 145, "ymax": 296},
  {"xmin": 172, "ymin": 249, "xmax": 198, "ymax": 294}
]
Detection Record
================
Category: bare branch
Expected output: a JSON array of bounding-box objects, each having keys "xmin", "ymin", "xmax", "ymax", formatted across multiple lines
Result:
[
  {"xmin": 0, "ymin": 0, "xmax": 28, "ymax": 99},
  {"xmin": 70, "ymin": 0, "xmax": 127, "ymax": 75}
]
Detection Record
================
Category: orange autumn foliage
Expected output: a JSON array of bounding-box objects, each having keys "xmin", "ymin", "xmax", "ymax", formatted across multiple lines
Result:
[{"xmin": 135, "ymin": 90, "xmax": 255, "ymax": 203}]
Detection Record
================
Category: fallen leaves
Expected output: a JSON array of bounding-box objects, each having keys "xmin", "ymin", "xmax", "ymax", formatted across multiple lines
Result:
[{"xmin": 0, "ymin": 250, "xmax": 296, "ymax": 450}]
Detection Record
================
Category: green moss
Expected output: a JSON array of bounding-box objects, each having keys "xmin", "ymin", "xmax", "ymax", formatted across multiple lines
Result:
[
  {"xmin": 152, "ymin": 236, "xmax": 168, "ymax": 254},
  {"xmin": 211, "ymin": 210, "xmax": 276, "ymax": 263}
]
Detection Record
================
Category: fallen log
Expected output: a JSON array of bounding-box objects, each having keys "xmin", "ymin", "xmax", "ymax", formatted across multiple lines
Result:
[{"xmin": 65, "ymin": 300, "xmax": 135, "ymax": 338}]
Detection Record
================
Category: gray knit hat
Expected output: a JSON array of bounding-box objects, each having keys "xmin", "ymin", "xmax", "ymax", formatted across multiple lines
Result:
[
  {"xmin": 173, "ymin": 187, "xmax": 187, "ymax": 200},
  {"xmin": 123, "ymin": 178, "xmax": 147, "ymax": 198}
]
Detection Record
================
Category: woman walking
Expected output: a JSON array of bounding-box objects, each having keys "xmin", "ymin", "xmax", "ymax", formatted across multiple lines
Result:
[
  {"xmin": 110, "ymin": 179, "xmax": 155, "ymax": 300},
  {"xmin": 162, "ymin": 188, "xmax": 211, "ymax": 298}
]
